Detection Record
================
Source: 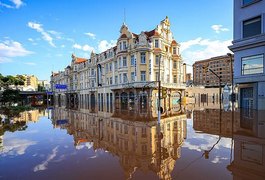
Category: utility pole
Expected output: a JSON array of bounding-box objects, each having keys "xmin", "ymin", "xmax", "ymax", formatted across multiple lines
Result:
[
  {"xmin": 208, "ymin": 68, "xmax": 222, "ymax": 104},
  {"xmin": 158, "ymin": 54, "xmax": 161, "ymax": 124}
]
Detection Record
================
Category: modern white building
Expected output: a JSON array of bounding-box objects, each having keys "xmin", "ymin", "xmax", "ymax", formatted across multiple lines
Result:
[{"xmin": 229, "ymin": 0, "xmax": 265, "ymax": 110}]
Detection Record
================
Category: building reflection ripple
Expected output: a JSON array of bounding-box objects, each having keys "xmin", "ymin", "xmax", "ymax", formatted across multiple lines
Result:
[
  {"xmin": 192, "ymin": 106, "xmax": 265, "ymax": 180},
  {"xmin": 52, "ymin": 105, "xmax": 187, "ymax": 179}
]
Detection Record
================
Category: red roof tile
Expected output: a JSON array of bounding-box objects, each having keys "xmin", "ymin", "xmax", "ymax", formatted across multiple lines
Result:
[{"xmin": 74, "ymin": 57, "xmax": 87, "ymax": 64}]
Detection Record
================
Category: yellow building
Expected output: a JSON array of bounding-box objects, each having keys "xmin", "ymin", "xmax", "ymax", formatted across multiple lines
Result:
[{"xmin": 51, "ymin": 17, "xmax": 186, "ymax": 110}]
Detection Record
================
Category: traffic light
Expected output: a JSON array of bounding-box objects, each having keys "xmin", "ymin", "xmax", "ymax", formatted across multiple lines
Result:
[{"xmin": 162, "ymin": 87, "xmax": 167, "ymax": 99}]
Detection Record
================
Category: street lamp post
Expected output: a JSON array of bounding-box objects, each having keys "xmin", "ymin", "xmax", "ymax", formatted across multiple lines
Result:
[
  {"xmin": 158, "ymin": 54, "xmax": 161, "ymax": 124},
  {"xmin": 207, "ymin": 68, "xmax": 222, "ymax": 104}
]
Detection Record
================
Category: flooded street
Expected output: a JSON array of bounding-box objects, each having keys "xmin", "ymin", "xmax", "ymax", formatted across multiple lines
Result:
[{"xmin": 1, "ymin": 105, "xmax": 264, "ymax": 180}]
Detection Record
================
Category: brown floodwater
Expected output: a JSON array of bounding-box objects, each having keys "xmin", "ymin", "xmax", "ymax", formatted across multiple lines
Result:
[{"xmin": 0, "ymin": 106, "xmax": 264, "ymax": 180}]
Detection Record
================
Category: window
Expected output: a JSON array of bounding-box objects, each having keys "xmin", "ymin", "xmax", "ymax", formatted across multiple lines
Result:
[
  {"xmin": 155, "ymin": 39, "xmax": 159, "ymax": 48},
  {"xmin": 110, "ymin": 77, "xmax": 113, "ymax": 85},
  {"xmin": 243, "ymin": 16, "xmax": 261, "ymax": 38},
  {"xmin": 123, "ymin": 57, "xmax": 127, "ymax": 67},
  {"xmin": 131, "ymin": 55, "xmax": 135, "ymax": 66},
  {"xmin": 119, "ymin": 74, "xmax": 122, "ymax": 83},
  {"xmin": 173, "ymin": 75, "xmax": 177, "ymax": 83},
  {"xmin": 156, "ymin": 72, "xmax": 159, "ymax": 81},
  {"xmin": 141, "ymin": 71, "xmax": 146, "ymax": 81},
  {"xmin": 91, "ymin": 69, "xmax": 94, "ymax": 76},
  {"xmin": 106, "ymin": 78, "xmax": 109, "ymax": 85},
  {"xmin": 123, "ymin": 41, "xmax": 127, "ymax": 50},
  {"xmin": 105, "ymin": 63, "xmax": 109, "ymax": 73},
  {"xmin": 242, "ymin": 54, "xmax": 264, "ymax": 75},
  {"xmin": 119, "ymin": 42, "xmax": 122, "ymax": 50},
  {"xmin": 109, "ymin": 63, "xmax": 112, "ymax": 71},
  {"xmin": 123, "ymin": 73, "xmax": 127, "ymax": 83},
  {"xmin": 242, "ymin": 0, "xmax": 260, "ymax": 6},
  {"xmin": 131, "ymin": 72, "xmax": 135, "ymax": 82},
  {"xmin": 119, "ymin": 57, "xmax": 122, "ymax": 68},
  {"xmin": 155, "ymin": 55, "xmax": 159, "ymax": 65},
  {"xmin": 173, "ymin": 47, "xmax": 177, "ymax": 54},
  {"xmin": 141, "ymin": 52, "xmax": 146, "ymax": 64},
  {"xmin": 173, "ymin": 61, "xmax": 177, "ymax": 69},
  {"xmin": 115, "ymin": 75, "xmax": 118, "ymax": 84},
  {"xmin": 114, "ymin": 61, "xmax": 118, "ymax": 70}
]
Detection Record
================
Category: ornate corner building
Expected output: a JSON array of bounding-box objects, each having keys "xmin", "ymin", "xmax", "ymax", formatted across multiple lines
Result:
[{"xmin": 51, "ymin": 17, "xmax": 186, "ymax": 112}]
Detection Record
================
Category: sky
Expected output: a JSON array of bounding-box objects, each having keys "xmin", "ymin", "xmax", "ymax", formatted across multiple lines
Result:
[{"xmin": 0, "ymin": 0, "xmax": 233, "ymax": 80}]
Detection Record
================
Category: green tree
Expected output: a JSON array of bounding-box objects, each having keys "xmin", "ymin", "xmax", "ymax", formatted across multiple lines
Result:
[
  {"xmin": 0, "ymin": 89, "xmax": 21, "ymax": 106},
  {"xmin": 0, "ymin": 74, "xmax": 25, "ymax": 90}
]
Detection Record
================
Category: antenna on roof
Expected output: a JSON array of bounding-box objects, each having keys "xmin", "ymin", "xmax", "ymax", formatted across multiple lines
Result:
[{"xmin": 123, "ymin": 8, "xmax": 126, "ymax": 24}]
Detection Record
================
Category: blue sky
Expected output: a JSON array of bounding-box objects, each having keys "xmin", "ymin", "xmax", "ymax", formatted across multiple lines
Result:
[{"xmin": 0, "ymin": 0, "xmax": 233, "ymax": 80}]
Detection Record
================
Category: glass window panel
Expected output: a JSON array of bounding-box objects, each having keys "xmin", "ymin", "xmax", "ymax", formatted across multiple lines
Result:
[
  {"xmin": 243, "ymin": 16, "xmax": 261, "ymax": 38},
  {"xmin": 242, "ymin": 54, "xmax": 263, "ymax": 75}
]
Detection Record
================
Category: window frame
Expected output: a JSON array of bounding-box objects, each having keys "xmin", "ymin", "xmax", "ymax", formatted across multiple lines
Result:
[
  {"xmin": 140, "ymin": 52, "xmax": 146, "ymax": 64},
  {"xmin": 242, "ymin": 0, "xmax": 261, "ymax": 7},
  {"xmin": 131, "ymin": 55, "xmax": 135, "ymax": 66},
  {"xmin": 154, "ymin": 39, "xmax": 159, "ymax": 48},
  {"xmin": 241, "ymin": 54, "xmax": 264, "ymax": 76},
  {"xmin": 242, "ymin": 15, "xmax": 262, "ymax": 38},
  {"xmin": 140, "ymin": 71, "xmax": 146, "ymax": 81}
]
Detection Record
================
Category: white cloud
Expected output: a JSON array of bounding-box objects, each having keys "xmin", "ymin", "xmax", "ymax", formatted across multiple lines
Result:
[
  {"xmin": 0, "ymin": 0, "xmax": 24, "ymax": 9},
  {"xmin": 0, "ymin": 57, "xmax": 13, "ymax": 63},
  {"xmin": 73, "ymin": 43, "xmax": 95, "ymax": 52},
  {"xmin": 48, "ymin": 30, "xmax": 62, "ymax": 39},
  {"xmin": 0, "ymin": 2, "xmax": 14, "ymax": 8},
  {"xmin": 24, "ymin": 62, "xmax": 36, "ymax": 66},
  {"xmin": 0, "ymin": 40, "xmax": 33, "ymax": 63},
  {"xmin": 1, "ymin": 138, "xmax": 37, "ymax": 156},
  {"xmin": 28, "ymin": 22, "xmax": 56, "ymax": 47},
  {"xmin": 180, "ymin": 38, "xmax": 232, "ymax": 70},
  {"xmin": 211, "ymin": 25, "xmax": 229, "ymax": 34},
  {"xmin": 11, "ymin": 0, "xmax": 24, "ymax": 8},
  {"xmin": 28, "ymin": 38, "xmax": 34, "ymax": 42},
  {"xmin": 73, "ymin": 43, "xmax": 82, "ymax": 49},
  {"xmin": 180, "ymin": 37, "xmax": 203, "ymax": 53},
  {"xmin": 84, "ymin": 32, "xmax": 96, "ymax": 39},
  {"xmin": 33, "ymin": 146, "xmax": 58, "ymax": 172},
  {"xmin": 98, "ymin": 40, "xmax": 116, "ymax": 52},
  {"xmin": 83, "ymin": 44, "xmax": 94, "ymax": 52}
]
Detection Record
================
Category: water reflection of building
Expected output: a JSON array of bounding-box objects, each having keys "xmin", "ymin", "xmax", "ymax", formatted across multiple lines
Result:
[
  {"xmin": 13, "ymin": 109, "xmax": 46, "ymax": 123},
  {"xmin": 192, "ymin": 106, "xmax": 265, "ymax": 179},
  {"xmin": 193, "ymin": 108, "xmax": 240, "ymax": 138},
  {"xmin": 0, "ymin": 135, "xmax": 3, "ymax": 151},
  {"xmin": 228, "ymin": 109, "xmax": 265, "ymax": 180},
  {"xmin": 52, "ymin": 106, "xmax": 187, "ymax": 179}
]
